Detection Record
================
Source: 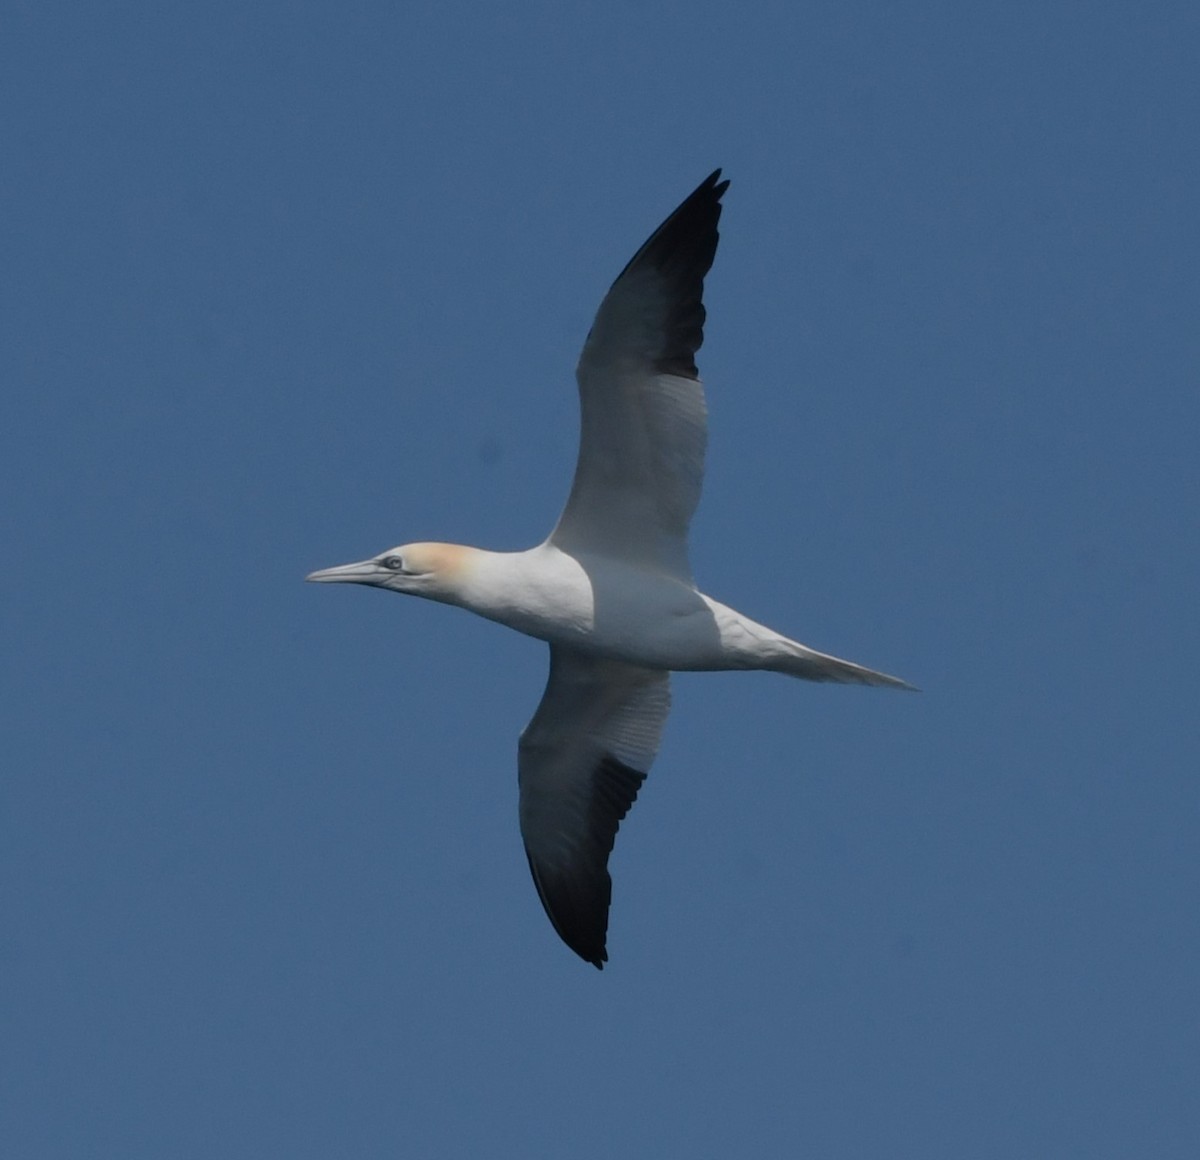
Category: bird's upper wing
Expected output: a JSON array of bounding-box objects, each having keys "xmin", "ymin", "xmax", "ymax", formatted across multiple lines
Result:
[
  {"xmin": 548, "ymin": 170, "xmax": 729, "ymax": 581},
  {"xmin": 518, "ymin": 645, "xmax": 671, "ymax": 968}
]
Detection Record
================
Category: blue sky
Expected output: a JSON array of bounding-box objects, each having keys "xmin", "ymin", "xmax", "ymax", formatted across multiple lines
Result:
[{"xmin": 4, "ymin": 2, "xmax": 1198, "ymax": 1156}]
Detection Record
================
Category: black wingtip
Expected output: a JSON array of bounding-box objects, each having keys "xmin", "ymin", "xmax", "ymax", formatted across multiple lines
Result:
[
  {"xmin": 525, "ymin": 852, "xmax": 613, "ymax": 968},
  {"xmin": 524, "ymin": 755, "xmax": 647, "ymax": 969},
  {"xmin": 690, "ymin": 168, "xmax": 731, "ymax": 208},
  {"xmin": 699, "ymin": 167, "xmax": 730, "ymax": 198},
  {"xmin": 593, "ymin": 169, "xmax": 730, "ymax": 382},
  {"xmin": 610, "ymin": 170, "xmax": 729, "ymax": 281}
]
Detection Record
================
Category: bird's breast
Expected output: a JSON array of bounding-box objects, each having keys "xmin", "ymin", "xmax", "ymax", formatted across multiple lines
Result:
[
  {"xmin": 456, "ymin": 546, "xmax": 729, "ymax": 667},
  {"xmin": 455, "ymin": 546, "xmax": 595, "ymax": 643}
]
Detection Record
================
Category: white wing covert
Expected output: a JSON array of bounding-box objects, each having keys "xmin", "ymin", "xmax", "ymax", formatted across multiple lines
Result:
[{"xmin": 549, "ymin": 171, "xmax": 729, "ymax": 580}]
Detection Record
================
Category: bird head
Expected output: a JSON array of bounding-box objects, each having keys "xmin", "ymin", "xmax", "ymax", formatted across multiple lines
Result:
[{"xmin": 306, "ymin": 541, "xmax": 473, "ymax": 601}]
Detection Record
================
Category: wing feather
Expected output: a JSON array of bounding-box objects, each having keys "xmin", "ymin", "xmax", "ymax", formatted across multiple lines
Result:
[
  {"xmin": 518, "ymin": 646, "xmax": 671, "ymax": 968},
  {"xmin": 549, "ymin": 171, "xmax": 729, "ymax": 578}
]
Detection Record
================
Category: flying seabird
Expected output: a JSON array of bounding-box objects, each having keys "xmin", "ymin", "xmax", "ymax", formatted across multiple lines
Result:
[{"xmin": 308, "ymin": 171, "xmax": 913, "ymax": 968}]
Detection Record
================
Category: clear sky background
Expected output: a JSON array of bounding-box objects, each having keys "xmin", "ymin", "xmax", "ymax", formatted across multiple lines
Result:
[{"xmin": 4, "ymin": 3, "xmax": 1198, "ymax": 1157}]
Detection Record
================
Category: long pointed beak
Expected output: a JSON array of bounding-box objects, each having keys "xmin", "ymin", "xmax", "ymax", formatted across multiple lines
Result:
[{"xmin": 306, "ymin": 559, "xmax": 380, "ymax": 584}]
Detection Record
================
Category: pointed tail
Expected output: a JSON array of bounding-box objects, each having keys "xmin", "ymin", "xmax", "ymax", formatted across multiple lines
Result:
[{"xmin": 769, "ymin": 640, "xmax": 918, "ymax": 691}]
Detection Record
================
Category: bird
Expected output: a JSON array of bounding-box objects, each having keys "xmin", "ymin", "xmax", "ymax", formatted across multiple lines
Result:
[{"xmin": 308, "ymin": 170, "xmax": 913, "ymax": 969}]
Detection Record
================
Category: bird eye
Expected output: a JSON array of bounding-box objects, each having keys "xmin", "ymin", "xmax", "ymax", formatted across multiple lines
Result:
[{"xmin": 381, "ymin": 555, "xmax": 405, "ymax": 572}]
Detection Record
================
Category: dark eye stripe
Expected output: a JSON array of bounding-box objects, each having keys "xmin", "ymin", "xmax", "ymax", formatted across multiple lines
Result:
[{"xmin": 382, "ymin": 556, "xmax": 405, "ymax": 571}]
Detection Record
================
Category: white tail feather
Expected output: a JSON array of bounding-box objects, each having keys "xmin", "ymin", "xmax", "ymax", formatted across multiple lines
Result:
[{"xmin": 769, "ymin": 641, "xmax": 918, "ymax": 691}]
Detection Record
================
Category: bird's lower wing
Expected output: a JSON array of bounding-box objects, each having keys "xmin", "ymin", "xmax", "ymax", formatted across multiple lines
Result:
[{"xmin": 518, "ymin": 646, "xmax": 671, "ymax": 968}]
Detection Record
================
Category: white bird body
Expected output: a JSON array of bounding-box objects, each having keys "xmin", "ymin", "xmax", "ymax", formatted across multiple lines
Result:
[
  {"xmin": 309, "ymin": 172, "xmax": 913, "ymax": 967},
  {"xmin": 436, "ymin": 543, "xmax": 728, "ymax": 665},
  {"xmin": 404, "ymin": 541, "xmax": 908, "ymax": 681}
]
